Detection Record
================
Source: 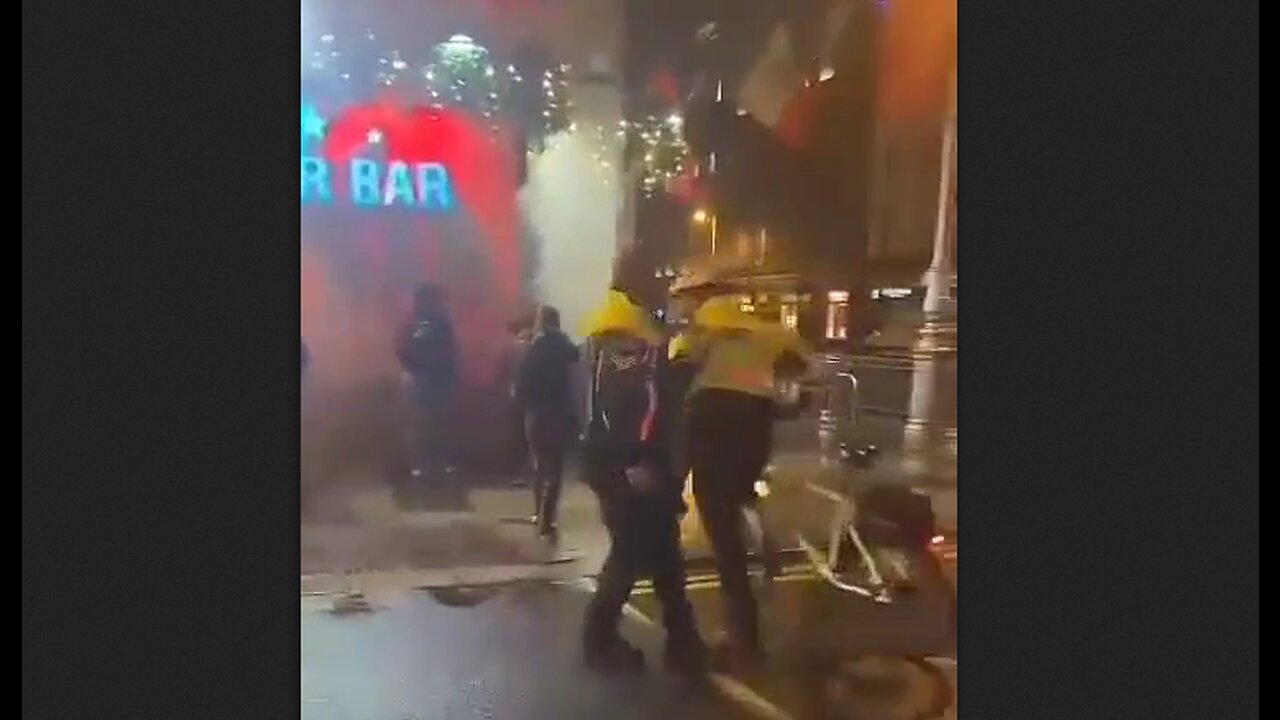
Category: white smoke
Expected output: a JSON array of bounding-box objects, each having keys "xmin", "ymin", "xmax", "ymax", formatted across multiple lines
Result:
[{"xmin": 518, "ymin": 83, "xmax": 624, "ymax": 340}]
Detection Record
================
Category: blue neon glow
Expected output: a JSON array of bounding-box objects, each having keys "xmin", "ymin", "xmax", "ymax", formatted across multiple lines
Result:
[
  {"xmin": 350, "ymin": 158, "xmax": 381, "ymax": 206},
  {"xmin": 302, "ymin": 157, "xmax": 455, "ymax": 211},
  {"xmin": 301, "ymin": 103, "xmax": 327, "ymax": 156},
  {"xmin": 300, "ymin": 102, "xmax": 454, "ymax": 212}
]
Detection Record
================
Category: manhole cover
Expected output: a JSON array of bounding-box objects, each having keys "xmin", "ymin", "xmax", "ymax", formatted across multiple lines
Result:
[
  {"xmin": 420, "ymin": 578, "xmax": 565, "ymax": 608},
  {"xmin": 328, "ymin": 592, "xmax": 377, "ymax": 616},
  {"xmin": 421, "ymin": 584, "xmax": 507, "ymax": 608}
]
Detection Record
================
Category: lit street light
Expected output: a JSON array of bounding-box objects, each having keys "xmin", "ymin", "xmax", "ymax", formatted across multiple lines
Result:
[{"xmin": 690, "ymin": 208, "xmax": 718, "ymax": 255}]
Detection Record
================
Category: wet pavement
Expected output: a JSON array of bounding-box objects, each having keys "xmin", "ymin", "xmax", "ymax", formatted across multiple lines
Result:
[
  {"xmin": 302, "ymin": 581, "xmax": 752, "ymax": 720},
  {"xmin": 629, "ymin": 549, "xmax": 956, "ymax": 719},
  {"xmin": 302, "ymin": 563, "xmax": 956, "ymax": 720},
  {"xmin": 301, "ymin": 408, "xmax": 954, "ymax": 582},
  {"xmin": 302, "ymin": 474, "xmax": 958, "ymax": 720},
  {"xmin": 301, "ymin": 407, "xmax": 958, "ymax": 718}
]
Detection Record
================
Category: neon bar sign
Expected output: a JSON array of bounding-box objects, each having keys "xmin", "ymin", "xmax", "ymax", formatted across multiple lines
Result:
[
  {"xmin": 300, "ymin": 103, "xmax": 455, "ymax": 211},
  {"xmin": 300, "ymin": 157, "xmax": 454, "ymax": 211}
]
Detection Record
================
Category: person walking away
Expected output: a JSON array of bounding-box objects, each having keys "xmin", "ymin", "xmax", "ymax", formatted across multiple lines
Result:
[
  {"xmin": 503, "ymin": 317, "xmax": 535, "ymax": 483},
  {"xmin": 514, "ymin": 305, "xmax": 579, "ymax": 539},
  {"xmin": 579, "ymin": 290, "xmax": 708, "ymax": 676},
  {"xmin": 395, "ymin": 284, "xmax": 458, "ymax": 491},
  {"xmin": 673, "ymin": 294, "xmax": 809, "ymax": 671}
]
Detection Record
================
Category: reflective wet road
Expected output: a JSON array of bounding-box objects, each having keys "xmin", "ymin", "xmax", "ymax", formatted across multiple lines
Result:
[{"xmin": 301, "ymin": 581, "xmax": 752, "ymax": 720}]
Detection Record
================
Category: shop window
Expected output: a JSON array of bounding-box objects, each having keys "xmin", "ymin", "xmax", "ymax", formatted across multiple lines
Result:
[
  {"xmin": 825, "ymin": 290, "xmax": 849, "ymax": 340},
  {"xmin": 781, "ymin": 302, "xmax": 799, "ymax": 330}
]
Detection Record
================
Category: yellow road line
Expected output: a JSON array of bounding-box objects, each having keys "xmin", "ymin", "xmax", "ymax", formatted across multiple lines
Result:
[
  {"xmin": 619, "ymin": 601, "xmax": 797, "ymax": 720},
  {"xmin": 631, "ymin": 572, "xmax": 823, "ymax": 595}
]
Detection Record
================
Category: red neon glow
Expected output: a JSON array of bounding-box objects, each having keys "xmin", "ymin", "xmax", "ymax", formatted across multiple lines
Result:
[{"xmin": 303, "ymin": 101, "xmax": 523, "ymax": 389}]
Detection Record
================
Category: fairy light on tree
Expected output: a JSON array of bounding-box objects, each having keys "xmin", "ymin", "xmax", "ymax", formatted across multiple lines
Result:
[
  {"xmin": 623, "ymin": 112, "xmax": 690, "ymax": 198},
  {"xmin": 301, "ymin": 30, "xmax": 572, "ymax": 153}
]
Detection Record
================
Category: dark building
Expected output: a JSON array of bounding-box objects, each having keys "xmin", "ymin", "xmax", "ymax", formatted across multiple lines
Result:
[{"xmin": 618, "ymin": 0, "xmax": 955, "ymax": 351}]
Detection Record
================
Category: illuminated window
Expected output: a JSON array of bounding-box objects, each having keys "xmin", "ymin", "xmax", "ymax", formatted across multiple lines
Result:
[
  {"xmin": 826, "ymin": 290, "xmax": 850, "ymax": 340},
  {"xmin": 781, "ymin": 302, "xmax": 799, "ymax": 330},
  {"xmin": 825, "ymin": 304, "xmax": 849, "ymax": 339}
]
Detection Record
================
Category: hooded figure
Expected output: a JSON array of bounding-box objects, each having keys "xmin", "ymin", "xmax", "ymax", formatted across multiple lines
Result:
[
  {"xmin": 395, "ymin": 284, "xmax": 459, "ymax": 486},
  {"xmin": 577, "ymin": 290, "xmax": 708, "ymax": 676}
]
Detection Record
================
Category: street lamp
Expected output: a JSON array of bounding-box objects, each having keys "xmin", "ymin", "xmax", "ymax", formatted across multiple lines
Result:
[{"xmin": 903, "ymin": 71, "xmax": 957, "ymax": 483}]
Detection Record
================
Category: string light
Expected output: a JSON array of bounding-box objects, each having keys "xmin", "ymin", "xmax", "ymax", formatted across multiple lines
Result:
[
  {"xmin": 301, "ymin": 30, "xmax": 573, "ymax": 152},
  {"xmin": 614, "ymin": 112, "xmax": 691, "ymax": 197}
]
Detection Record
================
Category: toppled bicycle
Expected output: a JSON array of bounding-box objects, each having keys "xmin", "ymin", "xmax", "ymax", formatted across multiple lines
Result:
[{"xmin": 755, "ymin": 372, "xmax": 958, "ymax": 719}]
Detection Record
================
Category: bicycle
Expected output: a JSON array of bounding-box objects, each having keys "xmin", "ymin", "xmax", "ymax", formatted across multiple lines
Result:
[{"xmin": 795, "ymin": 443, "xmax": 957, "ymax": 720}]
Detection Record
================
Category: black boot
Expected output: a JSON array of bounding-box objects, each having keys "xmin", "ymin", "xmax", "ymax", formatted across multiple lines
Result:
[{"xmin": 663, "ymin": 635, "xmax": 708, "ymax": 677}]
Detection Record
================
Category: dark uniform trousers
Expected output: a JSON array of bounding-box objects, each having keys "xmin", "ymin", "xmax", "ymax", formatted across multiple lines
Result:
[
  {"xmin": 686, "ymin": 388, "xmax": 775, "ymax": 654},
  {"xmin": 581, "ymin": 462, "xmax": 700, "ymax": 655}
]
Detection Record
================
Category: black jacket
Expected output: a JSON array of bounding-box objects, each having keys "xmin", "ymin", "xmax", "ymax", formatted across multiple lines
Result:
[
  {"xmin": 515, "ymin": 328, "xmax": 580, "ymax": 416},
  {"xmin": 584, "ymin": 339, "xmax": 688, "ymax": 508},
  {"xmin": 396, "ymin": 313, "xmax": 458, "ymax": 400}
]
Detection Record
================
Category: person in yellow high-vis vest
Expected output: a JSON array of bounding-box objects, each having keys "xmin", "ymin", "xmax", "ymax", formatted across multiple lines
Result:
[{"xmin": 671, "ymin": 294, "xmax": 808, "ymax": 669}]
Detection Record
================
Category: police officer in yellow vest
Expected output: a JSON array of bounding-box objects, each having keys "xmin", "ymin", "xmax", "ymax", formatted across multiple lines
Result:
[{"xmin": 671, "ymin": 293, "xmax": 808, "ymax": 668}]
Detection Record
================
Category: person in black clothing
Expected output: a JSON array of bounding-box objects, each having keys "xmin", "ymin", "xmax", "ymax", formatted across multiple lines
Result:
[
  {"xmin": 579, "ymin": 291, "xmax": 707, "ymax": 676},
  {"xmin": 395, "ymin": 284, "xmax": 458, "ymax": 487},
  {"xmin": 503, "ymin": 317, "xmax": 536, "ymax": 482},
  {"xmin": 514, "ymin": 305, "xmax": 579, "ymax": 538}
]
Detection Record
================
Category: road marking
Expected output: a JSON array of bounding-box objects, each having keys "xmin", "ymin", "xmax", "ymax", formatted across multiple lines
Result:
[
  {"xmin": 706, "ymin": 675, "xmax": 795, "ymax": 720},
  {"xmin": 621, "ymin": 602, "xmax": 796, "ymax": 720},
  {"xmin": 619, "ymin": 598, "xmax": 654, "ymax": 625},
  {"xmin": 609, "ymin": 589, "xmax": 797, "ymax": 720},
  {"xmin": 631, "ymin": 571, "xmax": 822, "ymax": 596},
  {"xmin": 924, "ymin": 656, "xmax": 958, "ymax": 670},
  {"xmin": 570, "ymin": 578, "xmax": 797, "ymax": 720}
]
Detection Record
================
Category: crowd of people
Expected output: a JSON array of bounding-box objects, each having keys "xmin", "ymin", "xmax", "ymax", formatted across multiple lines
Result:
[{"xmin": 304, "ymin": 276, "xmax": 809, "ymax": 678}]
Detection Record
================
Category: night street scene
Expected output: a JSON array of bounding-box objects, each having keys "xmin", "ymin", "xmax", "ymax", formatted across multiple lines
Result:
[{"xmin": 300, "ymin": 0, "xmax": 957, "ymax": 718}]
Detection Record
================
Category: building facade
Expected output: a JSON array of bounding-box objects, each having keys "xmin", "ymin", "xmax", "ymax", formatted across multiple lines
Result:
[{"xmin": 618, "ymin": 0, "xmax": 956, "ymax": 351}]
